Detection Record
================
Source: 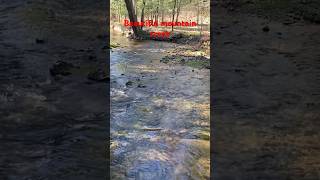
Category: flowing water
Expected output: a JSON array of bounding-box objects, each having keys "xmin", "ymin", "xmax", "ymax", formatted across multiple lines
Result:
[{"xmin": 110, "ymin": 31, "xmax": 210, "ymax": 180}]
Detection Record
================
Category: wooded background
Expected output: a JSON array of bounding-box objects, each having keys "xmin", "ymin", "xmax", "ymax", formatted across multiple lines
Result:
[{"xmin": 111, "ymin": 0, "xmax": 210, "ymax": 35}]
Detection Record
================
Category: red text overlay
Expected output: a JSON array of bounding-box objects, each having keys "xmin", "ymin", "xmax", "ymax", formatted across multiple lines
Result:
[{"xmin": 124, "ymin": 19, "xmax": 197, "ymax": 38}]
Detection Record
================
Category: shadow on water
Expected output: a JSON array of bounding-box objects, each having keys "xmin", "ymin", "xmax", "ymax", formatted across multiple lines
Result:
[{"xmin": 111, "ymin": 31, "xmax": 210, "ymax": 180}]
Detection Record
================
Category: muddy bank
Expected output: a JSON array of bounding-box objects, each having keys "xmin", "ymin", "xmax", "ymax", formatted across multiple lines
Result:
[
  {"xmin": 111, "ymin": 22, "xmax": 210, "ymax": 49},
  {"xmin": 212, "ymin": 3, "xmax": 320, "ymax": 180},
  {"xmin": 0, "ymin": 0, "xmax": 108, "ymax": 179},
  {"xmin": 111, "ymin": 24, "xmax": 210, "ymax": 70}
]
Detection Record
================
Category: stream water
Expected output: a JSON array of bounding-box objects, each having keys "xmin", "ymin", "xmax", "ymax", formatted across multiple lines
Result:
[{"xmin": 110, "ymin": 31, "xmax": 210, "ymax": 180}]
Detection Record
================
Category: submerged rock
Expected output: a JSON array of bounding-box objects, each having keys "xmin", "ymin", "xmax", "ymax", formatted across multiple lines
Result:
[
  {"xmin": 262, "ymin": 25, "xmax": 270, "ymax": 32},
  {"xmin": 50, "ymin": 61, "xmax": 75, "ymax": 76},
  {"xmin": 35, "ymin": 38, "xmax": 45, "ymax": 44},
  {"xmin": 87, "ymin": 68, "xmax": 109, "ymax": 82},
  {"xmin": 138, "ymin": 84, "xmax": 146, "ymax": 88},
  {"xmin": 125, "ymin": 81, "xmax": 133, "ymax": 87}
]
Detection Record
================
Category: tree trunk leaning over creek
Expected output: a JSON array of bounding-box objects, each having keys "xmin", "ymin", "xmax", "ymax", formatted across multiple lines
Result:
[
  {"xmin": 172, "ymin": 0, "xmax": 177, "ymax": 31},
  {"xmin": 124, "ymin": 0, "xmax": 142, "ymax": 37}
]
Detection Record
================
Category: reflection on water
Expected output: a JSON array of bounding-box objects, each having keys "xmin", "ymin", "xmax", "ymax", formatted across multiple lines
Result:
[{"xmin": 111, "ymin": 31, "xmax": 210, "ymax": 180}]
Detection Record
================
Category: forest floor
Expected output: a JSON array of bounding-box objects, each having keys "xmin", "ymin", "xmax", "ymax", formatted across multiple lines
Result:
[
  {"xmin": 0, "ymin": 0, "xmax": 108, "ymax": 179},
  {"xmin": 213, "ymin": 1, "xmax": 320, "ymax": 179}
]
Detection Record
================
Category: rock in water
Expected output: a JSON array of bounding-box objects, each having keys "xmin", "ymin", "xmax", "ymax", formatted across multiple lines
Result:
[
  {"xmin": 87, "ymin": 69, "xmax": 109, "ymax": 82},
  {"xmin": 262, "ymin": 25, "xmax": 270, "ymax": 32},
  {"xmin": 138, "ymin": 84, "xmax": 146, "ymax": 88},
  {"xmin": 35, "ymin": 38, "xmax": 45, "ymax": 44},
  {"xmin": 50, "ymin": 61, "xmax": 74, "ymax": 76},
  {"xmin": 125, "ymin": 81, "xmax": 133, "ymax": 87}
]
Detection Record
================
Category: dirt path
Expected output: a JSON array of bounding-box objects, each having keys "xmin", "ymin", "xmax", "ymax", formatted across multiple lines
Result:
[{"xmin": 213, "ymin": 7, "xmax": 320, "ymax": 179}]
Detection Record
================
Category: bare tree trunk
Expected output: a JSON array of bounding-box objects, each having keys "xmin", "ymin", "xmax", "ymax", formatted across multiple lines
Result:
[
  {"xmin": 151, "ymin": 12, "xmax": 153, "ymax": 21},
  {"xmin": 155, "ymin": 7, "xmax": 158, "ymax": 22},
  {"xmin": 132, "ymin": 0, "xmax": 136, "ymax": 17},
  {"xmin": 197, "ymin": 0, "xmax": 201, "ymax": 35},
  {"xmin": 172, "ymin": 0, "xmax": 177, "ymax": 31},
  {"xmin": 200, "ymin": 16, "xmax": 203, "ymax": 36},
  {"xmin": 161, "ymin": 0, "xmax": 164, "ymax": 22},
  {"xmin": 124, "ymin": 0, "xmax": 141, "ymax": 36},
  {"xmin": 197, "ymin": 0, "xmax": 200, "ymax": 25},
  {"xmin": 118, "ymin": 6, "xmax": 121, "ymax": 22},
  {"xmin": 135, "ymin": 2, "xmax": 138, "ymax": 18},
  {"xmin": 140, "ymin": 0, "xmax": 146, "ymax": 29},
  {"xmin": 155, "ymin": 0, "xmax": 159, "ymax": 22},
  {"xmin": 175, "ymin": 0, "xmax": 182, "ymax": 23}
]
